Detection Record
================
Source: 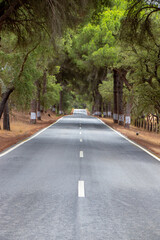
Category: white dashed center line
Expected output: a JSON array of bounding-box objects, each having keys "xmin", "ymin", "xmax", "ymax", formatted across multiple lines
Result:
[
  {"xmin": 78, "ymin": 181, "xmax": 85, "ymax": 197},
  {"xmin": 80, "ymin": 151, "xmax": 83, "ymax": 158},
  {"xmin": 80, "ymin": 139, "xmax": 83, "ymax": 142},
  {"xmin": 80, "ymin": 132, "xmax": 82, "ymax": 135}
]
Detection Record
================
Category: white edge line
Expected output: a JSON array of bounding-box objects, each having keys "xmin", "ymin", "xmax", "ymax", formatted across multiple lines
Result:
[
  {"xmin": 98, "ymin": 118, "xmax": 160, "ymax": 162},
  {"xmin": 78, "ymin": 180, "xmax": 85, "ymax": 197},
  {"xmin": 0, "ymin": 117, "xmax": 64, "ymax": 158}
]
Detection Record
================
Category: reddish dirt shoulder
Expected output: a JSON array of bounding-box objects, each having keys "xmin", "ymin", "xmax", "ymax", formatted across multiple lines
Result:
[
  {"xmin": 100, "ymin": 117, "xmax": 160, "ymax": 158},
  {"xmin": 0, "ymin": 111, "xmax": 61, "ymax": 153}
]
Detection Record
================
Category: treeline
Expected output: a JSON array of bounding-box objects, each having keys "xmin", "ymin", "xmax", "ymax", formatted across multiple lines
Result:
[
  {"xmin": 0, "ymin": 0, "xmax": 110, "ymax": 129},
  {"xmin": 0, "ymin": 0, "xmax": 160, "ymax": 130},
  {"xmin": 56, "ymin": 0, "xmax": 160, "ymax": 129}
]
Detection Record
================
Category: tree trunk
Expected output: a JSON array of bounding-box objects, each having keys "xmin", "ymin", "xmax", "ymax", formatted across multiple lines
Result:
[
  {"xmin": 117, "ymin": 75, "xmax": 124, "ymax": 126},
  {"xmin": 113, "ymin": 70, "xmax": 118, "ymax": 123},
  {"xmin": 41, "ymin": 69, "xmax": 47, "ymax": 112},
  {"xmin": 37, "ymin": 84, "xmax": 41, "ymax": 120},
  {"xmin": 91, "ymin": 92, "xmax": 95, "ymax": 114},
  {"xmin": 30, "ymin": 99, "xmax": 37, "ymax": 124},
  {"xmin": 107, "ymin": 102, "xmax": 112, "ymax": 117},
  {"xmin": 92, "ymin": 93, "xmax": 96, "ymax": 114},
  {"xmin": 42, "ymin": 69, "xmax": 47, "ymax": 95},
  {"xmin": 59, "ymin": 91, "xmax": 63, "ymax": 114},
  {"xmin": 56, "ymin": 103, "xmax": 59, "ymax": 114},
  {"xmin": 93, "ymin": 91, "xmax": 102, "ymax": 116},
  {"xmin": 3, "ymin": 100, "xmax": 10, "ymax": 130},
  {"xmin": 125, "ymin": 101, "xmax": 132, "ymax": 128},
  {"xmin": 99, "ymin": 93, "xmax": 102, "ymax": 117},
  {"xmin": 52, "ymin": 105, "xmax": 56, "ymax": 113},
  {"xmin": 0, "ymin": 87, "xmax": 14, "ymax": 119},
  {"xmin": 103, "ymin": 102, "xmax": 107, "ymax": 117},
  {"xmin": 37, "ymin": 101, "xmax": 41, "ymax": 120}
]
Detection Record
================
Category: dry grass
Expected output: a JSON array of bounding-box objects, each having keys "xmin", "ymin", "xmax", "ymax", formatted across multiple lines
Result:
[{"xmin": 0, "ymin": 110, "xmax": 61, "ymax": 152}]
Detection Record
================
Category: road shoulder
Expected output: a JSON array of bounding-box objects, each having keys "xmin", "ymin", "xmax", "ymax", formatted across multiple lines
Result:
[
  {"xmin": 100, "ymin": 117, "xmax": 160, "ymax": 158},
  {"xmin": 0, "ymin": 112, "xmax": 61, "ymax": 153}
]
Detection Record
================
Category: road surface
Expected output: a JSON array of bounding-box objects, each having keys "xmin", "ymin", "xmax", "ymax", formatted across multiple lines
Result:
[{"xmin": 0, "ymin": 109, "xmax": 160, "ymax": 240}]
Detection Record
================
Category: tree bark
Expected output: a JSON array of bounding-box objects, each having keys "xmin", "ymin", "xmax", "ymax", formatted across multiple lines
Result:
[
  {"xmin": 0, "ymin": 87, "xmax": 14, "ymax": 119},
  {"xmin": 113, "ymin": 70, "xmax": 118, "ymax": 123},
  {"xmin": 3, "ymin": 100, "xmax": 10, "ymax": 130}
]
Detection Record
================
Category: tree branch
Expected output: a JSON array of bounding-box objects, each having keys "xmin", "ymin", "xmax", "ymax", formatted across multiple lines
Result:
[
  {"xmin": 18, "ymin": 42, "xmax": 40, "ymax": 81},
  {"xmin": 0, "ymin": 0, "xmax": 21, "ymax": 30}
]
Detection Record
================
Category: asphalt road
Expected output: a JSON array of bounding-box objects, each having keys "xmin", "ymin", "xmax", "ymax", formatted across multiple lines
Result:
[{"xmin": 0, "ymin": 109, "xmax": 160, "ymax": 240}]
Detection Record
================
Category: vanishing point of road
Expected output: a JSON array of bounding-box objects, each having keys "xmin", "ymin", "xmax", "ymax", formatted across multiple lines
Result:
[{"xmin": 0, "ymin": 109, "xmax": 160, "ymax": 240}]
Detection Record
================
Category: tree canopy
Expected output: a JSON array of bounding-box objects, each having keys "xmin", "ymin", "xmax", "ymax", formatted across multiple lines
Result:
[{"xmin": 0, "ymin": 0, "xmax": 160, "ymax": 129}]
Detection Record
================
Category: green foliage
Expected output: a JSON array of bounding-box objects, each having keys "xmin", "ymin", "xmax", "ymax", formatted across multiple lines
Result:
[
  {"xmin": 120, "ymin": 0, "xmax": 160, "ymax": 45},
  {"xmin": 99, "ymin": 76, "xmax": 113, "ymax": 103},
  {"xmin": 52, "ymin": 0, "xmax": 160, "ymax": 116},
  {"xmin": 117, "ymin": 9, "xmax": 160, "ymax": 115},
  {"xmin": 131, "ymin": 81, "xmax": 160, "ymax": 117},
  {"xmin": 42, "ymin": 75, "xmax": 62, "ymax": 110},
  {"xmin": 0, "ymin": 32, "xmax": 41, "ymax": 109},
  {"xmin": 0, "ymin": 0, "xmax": 114, "ymax": 47},
  {"xmin": 61, "ymin": 91, "xmax": 74, "ymax": 114},
  {"xmin": 1, "ymin": 0, "xmax": 160, "ymax": 119},
  {"xmin": 68, "ymin": 8, "xmax": 124, "ymax": 71},
  {"xmin": 0, "ymin": 31, "xmax": 61, "ymax": 111},
  {"xmin": 71, "ymin": 92, "xmax": 91, "ymax": 109},
  {"xmin": 56, "ymin": 4, "xmax": 125, "ymax": 112}
]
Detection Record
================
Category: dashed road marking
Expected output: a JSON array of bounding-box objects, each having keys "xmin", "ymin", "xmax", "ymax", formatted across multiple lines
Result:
[
  {"xmin": 80, "ymin": 139, "xmax": 83, "ymax": 142},
  {"xmin": 80, "ymin": 151, "xmax": 83, "ymax": 158},
  {"xmin": 78, "ymin": 181, "xmax": 85, "ymax": 197},
  {"xmin": 80, "ymin": 132, "xmax": 82, "ymax": 135}
]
